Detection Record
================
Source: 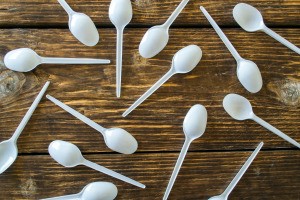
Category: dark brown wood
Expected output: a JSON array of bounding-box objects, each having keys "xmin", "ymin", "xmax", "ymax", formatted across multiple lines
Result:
[
  {"xmin": 0, "ymin": 0, "xmax": 300, "ymax": 27},
  {"xmin": 0, "ymin": 150, "xmax": 299, "ymax": 199},
  {"xmin": 0, "ymin": 0, "xmax": 299, "ymax": 199},
  {"xmin": 0, "ymin": 28, "xmax": 299, "ymax": 154}
]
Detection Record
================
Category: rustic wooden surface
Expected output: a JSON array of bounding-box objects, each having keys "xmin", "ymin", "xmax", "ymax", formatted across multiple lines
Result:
[{"xmin": 0, "ymin": 0, "xmax": 299, "ymax": 199}]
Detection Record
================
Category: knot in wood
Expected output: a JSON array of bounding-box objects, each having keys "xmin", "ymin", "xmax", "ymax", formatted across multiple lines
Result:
[{"xmin": 0, "ymin": 61, "xmax": 25, "ymax": 104}]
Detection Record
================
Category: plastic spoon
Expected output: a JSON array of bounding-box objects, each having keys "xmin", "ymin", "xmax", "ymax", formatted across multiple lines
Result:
[
  {"xmin": 46, "ymin": 95, "xmax": 138, "ymax": 154},
  {"xmin": 109, "ymin": 0, "xmax": 132, "ymax": 98},
  {"xmin": 223, "ymin": 94, "xmax": 300, "ymax": 148},
  {"xmin": 208, "ymin": 142, "xmax": 263, "ymax": 200},
  {"xmin": 57, "ymin": 0, "xmax": 99, "ymax": 46},
  {"xmin": 0, "ymin": 81, "xmax": 50, "ymax": 174},
  {"xmin": 48, "ymin": 140, "xmax": 146, "ymax": 188},
  {"xmin": 163, "ymin": 104, "xmax": 207, "ymax": 200},
  {"xmin": 200, "ymin": 6, "xmax": 262, "ymax": 93},
  {"xmin": 233, "ymin": 3, "xmax": 300, "ymax": 54},
  {"xmin": 123, "ymin": 45, "xmax": 202, "ymax": 117},
  {"xmin": 139, "ymin": 0, "xmax": 190, "ymax": 58},
  {"xmin": 4, "ymin": 48, "xmax": 110, "ymax": 72},
  {"xmin": 41, "ymin": 181, "xmax": 118, "ymax": 200}
]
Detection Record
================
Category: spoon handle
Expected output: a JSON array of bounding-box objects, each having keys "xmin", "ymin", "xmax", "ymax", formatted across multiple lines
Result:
[
  {"xmin": 46, "ymin": 95, "xmax": 107, "ymax": 135},
  {"xmin": 252, "ymin": 115, "xmax": 300, "ymax": 148},
  {"xmin": 122, "ymin": 69, "xmax": 174, "ymax": 117},
  {"xmin": 83, "ymin": 159, "xmax": 146, "ymax": 189},
  {"xmin": 57, "ymin": 0, "xmax": 75, "ymax": 15},
  {"xmin": 222, "ymin": 142, "xmax": 263, "ymax": 198},
  {"xmin": 200, "ymin": 6, "xmax": 242, "ymax": 61},
  {"xmin": 163, "ymin": 0, "xmax": 190, "ymax": 28},
  {"xmin": 116, "ymin": 27, "xmax": 124, "ymax": 98},
  {"xmin": 11, "ymin": 81, "xmax": 50, "ymax": 143},
  {"xmin": 41, "ymin": 57, "xmax": 110, "ymax": 65},
  {"xmin": 40, "ymin": 193, "xmax": 79, "ymax": 200},
  {"xmin": 163, "ymin": 139, "xmax": 191, "ymax": 200},
  {"xmin": 262, "ymin": 27, "xmax": 300, "ymax": 55}
]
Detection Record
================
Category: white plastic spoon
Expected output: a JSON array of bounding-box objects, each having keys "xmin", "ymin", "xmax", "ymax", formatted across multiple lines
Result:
[
  {"xmin": 123, "ymin": 45, "xmax": 202, "ymax": 117},
  {"xmin": 200, "ymin": 6, "xmax": 262, "ymax": 93},
  {"xmin": 41, "ymin": 181, "xmax": 118, "ymax": 200},
  {"xmin": 163, "ymin": 104, "xmax": 207, "ymax": 200},
  {"xmin": 46, "ymin": 95, "xmax": 138, "ymax": 154},
  {"xmin": 223, "ymin": 94, "xmax": 300, "ymax": 148},
  {"xmin": 57, "ymin": 0, "xmax": 99, "ymax": 46},
  {"xmin": 4, "ymin": 48, "xmax": 110, "ymax": 72},
  {"xmin": 109, "ymin": 0, "xmax": 132, "ymax": 98},
  {"xmin": 48, "ymin": 140, "xmax": 146, "ymax": 188},
  {"xmin": 233, "ymin": 3, "xmax": 300, "ymax": 55},
  {"xmin": 139, "ymin": 0, "xmax": 190, "ymax": 58},
  {"xmin": 0, "ymin": 81, "xmax": 50, "ymax": 174},
  {"xmin": 208, "ymin": 142, "xmax": 263, "ymax": 200}
]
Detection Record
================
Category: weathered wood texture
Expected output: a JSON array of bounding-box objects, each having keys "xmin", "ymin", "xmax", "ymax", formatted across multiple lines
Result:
[
  {"xmin": 0, "ymin": 29, "xmax": 299, "ymax": 153},
  {"xmin": 0, "ymin": 0, "xmax": 300, "ymax": 27},
  {"xmin": 0, "ymin": 151, "xmax": 299, "ymax": 199},
  {"xmin": 0, "ymin": 0, "xmax": 299, "ymax": 199}
]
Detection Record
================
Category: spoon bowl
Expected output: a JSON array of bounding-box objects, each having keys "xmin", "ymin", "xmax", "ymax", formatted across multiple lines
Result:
[
  {"xmin": 183, "ymin": 104, "xmax": 207, "ymax": 139},
  {"xmin": 104, "ymin": 128, "xmax": 138, "ymax": 154},
  {"xmin": 223, "ymin": 94, "xmax": 253, "ymax": 120},
  {"xmin": 233, "ymin": 3, "xmax": 264, "ymax": 32},
  {"xmin": 58, "ymin": 0, "xmax": 99, "ymax": 46},
  {"xmin": 81, "ymin": 182, "xmax": 118, "ymax": 200},
  {"xmin": 173, "ymin": 45, "xmax": 202, "ymax": 73},
  {"xmin": 69, "ymin": 13, "xmax": 99, "ymax": 46},
  {"xmin": 208, "ymin": 196, "xmax": 224, "ymax": 200},
  {"xmin": 138, "ymin": 0, "xmax": 190, "ymax": 58},
  {"xmin": 0, "ymin": 140, "xmax": 18, "ymax": 173},
  {"xmin": 4, "ymin": 48, "xmax": 41, "ymax": 72},
  {"xmin": 237, "ymin": 59, "xmax": 262, "ymax": 93},
  {"xmin": 48, "ymin": 140, "xmax": 83, "ymax": 167},
  {"xmin": 139, "ymin": 26, "xmax": 169, "ymax": 58},
  {"xmin": 109, "ymin": 0, "xmax": 132, "ymax": 28},
  {"xmin": 42, "ymin": 181, "xmax": 118, "ymax": 200}
]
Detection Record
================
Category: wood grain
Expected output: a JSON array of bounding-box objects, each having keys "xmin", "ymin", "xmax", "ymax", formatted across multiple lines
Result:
[
  {"xmin": 0, "ymin": 0, "xmax": 299, "ymax": 199},
  {"xmin": 0, "ymin": 28, "xmax": 299, "ymax": 153},
  {"xmin": 0, "ymin": 150, "xmax": 299, "ymax": 199},
  {"xmin": 0, "ymin": 0, "xmax": 300, "ymax": 27}
]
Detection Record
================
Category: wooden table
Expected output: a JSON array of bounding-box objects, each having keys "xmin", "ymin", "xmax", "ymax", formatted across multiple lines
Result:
[{"xmin": 0, "ymin": 0, "xmax": 299, "ymax": 199}]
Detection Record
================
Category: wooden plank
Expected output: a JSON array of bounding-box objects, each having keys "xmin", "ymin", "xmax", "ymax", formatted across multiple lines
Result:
[
  {"xmin": 0, "ymin": 1, "xmax": 299, "ymax": 199},
  {"xmin": 0, "ymin": 0, "xmax": 300, "ymax": 27},
  {"xmin": 0, "ymin": 28, "xmax": 299, "ymax": 153},
  {"xmin": 0, "ymin": 150, "xmax": 299, "ymax": 199}
]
